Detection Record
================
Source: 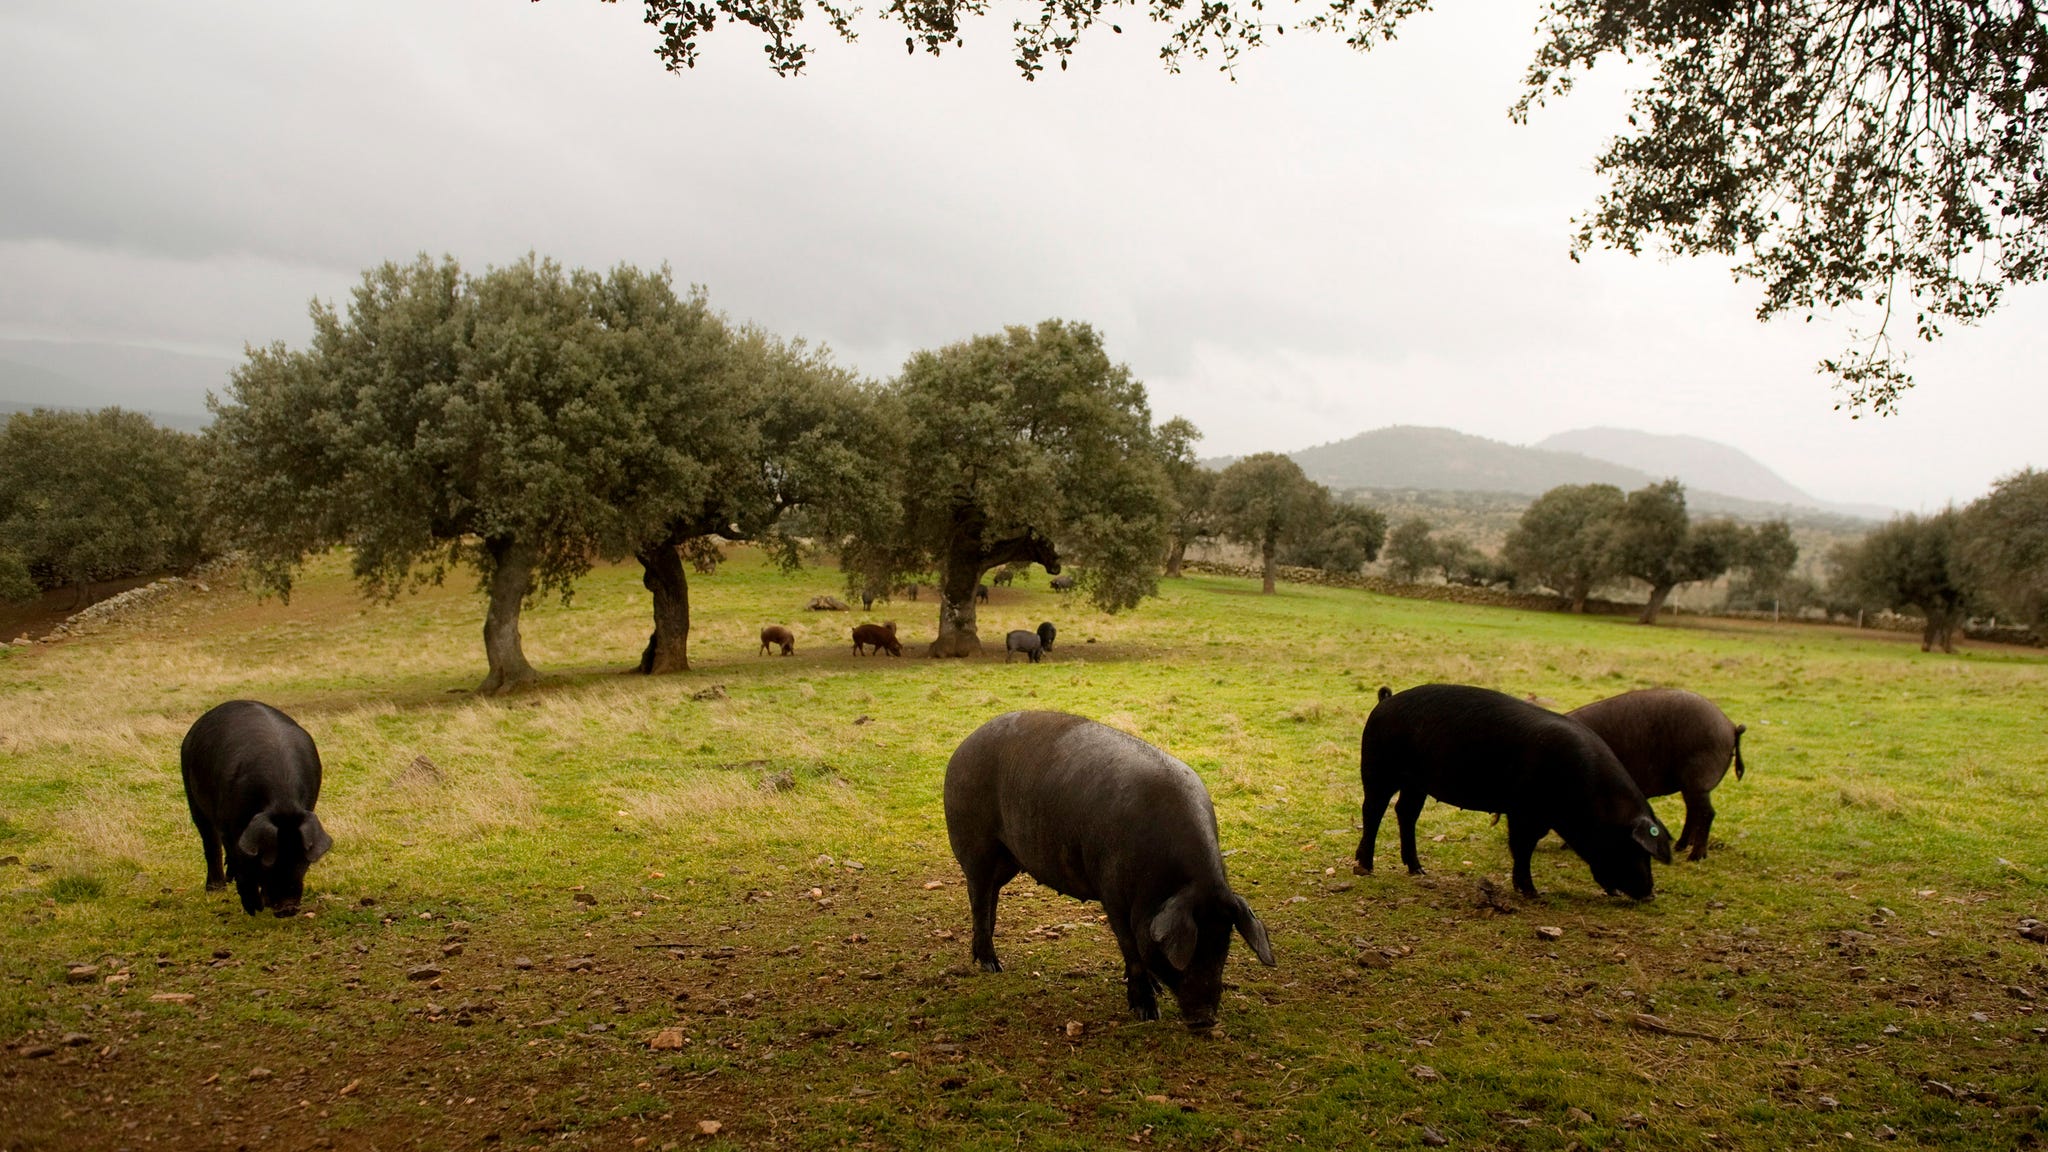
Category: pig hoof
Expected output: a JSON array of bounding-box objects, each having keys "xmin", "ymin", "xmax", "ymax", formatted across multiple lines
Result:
[
  {"xmin": 1129, "ymin": 1003, "xmax": 1159, "ymax": 1022},
  {"xmin": 977, "ymin": 958, "xmax": 1003, "ymax": 974},
  {"xmin": 1184, "ymin": 1019, "xmax": 1217, "ymax": 1034},
  {"xmin": 1351, "ymin": 862, "xmax": 1371, "ymax": 876},
  {"xmin": 1406, "ymin": 866, "xmax": 1424, "ymax": 876},
  {"xmin": 205, "ymin": 880, "xmax": 227, "ymax": 892}
]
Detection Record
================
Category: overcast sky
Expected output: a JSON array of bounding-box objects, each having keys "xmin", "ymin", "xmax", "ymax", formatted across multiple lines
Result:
[{"xmin": 2, "ymin": 1, "xmax": 2040, "ymax": 510}]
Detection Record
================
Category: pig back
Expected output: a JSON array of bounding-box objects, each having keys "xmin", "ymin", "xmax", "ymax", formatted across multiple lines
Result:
[
  {"xmin": 182, "ymin": 700, "xmax": 323, "ymax": 816},
  {"xmin": 945, "ymin": 711, "xmax": 1225, "ymax": 900},
  {"xmin": 1569, "ymin": 689, "xmax": 1736, "ymax": 798}
]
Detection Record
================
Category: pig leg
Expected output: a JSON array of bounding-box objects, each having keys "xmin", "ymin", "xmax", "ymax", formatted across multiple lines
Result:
[
  {"xmin": 230, "ymin": 859, "xmax": 263, "ymax": 915},
  {"xmin": 1507, "ymin": 815, "xmax": 1549, "ymax": 898},
  {"xmin": 1108, "ymin": 917, "xmax": 1160, "ymax": 1021},
  {"xmin": 1394, "ymin": 790, "xmax": 1428, "ymax": 875},
  {"xmin": 187, "ymin": 800, "xmax": 227, "ymax": 891},
  {"xmin": 963, "ymin": 848, "xmax": 1019, "ymax": 973},
  {"xmin": 1354, "ymin": 781, "xmax": 1396, "ymax": 874},
  {"xmin": 1679, "ymin": 790, "xmax": 1715, "ymax": 861}
]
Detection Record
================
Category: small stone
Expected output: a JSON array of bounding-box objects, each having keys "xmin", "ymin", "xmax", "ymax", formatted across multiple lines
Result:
[
  {"xmin": 65, "ymin": 964, "xmax": 100, "ymax": 984},
  {"xmin": 697, "ymin": 1120, "xmax": 721, "ymax": 1136},
  {"xmin": 1817, "ymin": 1094, "xmax": 1839, "ymax": 1110},
  {"xmin": 513, "ymin": 957, "xmax": 533, "ymax": 970},
  {"xmin": 1970, "ymin": 1012, "xmax": 1991, "ymax": 1023},
  {"xmin": 1357, "ymin": 951, "xmax": 1392, "ymax": 970},
  {"xmin": 649, "ymin": 1028, "xmax": 687, "ymax": 1051},
  {"xmin": 845, "ymin": 860, "xmax": 865, "ymax": 871},
  {"xmin": 1882, "ymin": 1024, "xmax": 1903, "ymax": 1035},
  {"xmin": 2008, "ymin": 985, "xmax": 2037, "ymax": 1001},
  {"xmin": 339, "ymin": 1079, "xmax": 361, "ymax": 1096},
  {"xmin": 573, "ymin": 892, "xmax": 598, "ymax": 906},
  {"xmin": 1525, "ymin": 1012, "xmax": 1559, "ymax": 1024},
  {"xmin": 1535, "ymin": 926, "xmax": 1564, "ymax": 942},
  {"xmin": 1409, "ymin": 1064, "xmax": 1443, "ymax": 1082},
  {"xmin": 18, "ymin": 1045, "xmax": 56, "ymax": 1060},
  {"xmin": 442, "ymin": 942, "xmax": 464, "ymax": 957},
  {"xmin": 1064, "ymin": 1021, "xmax": 1084, "ymax": 1038},
  {"xmin": 1620, "ymin": 1112, "xmax": 1649, "ymax": 1130},
  {"xmin": 247, "ymin": 1067, "xmax": 274, "ymax": 1081},
  {"xmin": 813, "ymin": 855, "xmax": 834, "ymax": 868},
  {"xmin": 922, "ymin": 880, "xmax": 945, "ymax": 890},
  {"xmin": 59, "ymin": 1033, "xmax": 90, "ymax": 1047},
  {"xmin": 407, "ymin": 966, "xmax": 443, "ymax": 982},
  {"xmin": 1419, "ymin": 1126, "xmax": 1448, "ymax": 1146},
  {"xmin": 1567, "ymin": 1107, "xmax": 1594, "ymax": 1124},
  {"xmin": 149, "ymin": 992, "xmax": 194, "ymax": 1004}
]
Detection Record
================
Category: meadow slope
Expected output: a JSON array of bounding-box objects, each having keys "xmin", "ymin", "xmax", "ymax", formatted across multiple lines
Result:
[{"xmin": 1, "ymin": 550, "xmax": 2044, "ymax": 1150}]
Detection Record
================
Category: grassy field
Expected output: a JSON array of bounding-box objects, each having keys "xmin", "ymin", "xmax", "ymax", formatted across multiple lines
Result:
[{"xmin": 1, "ymin": 549, "xmax": 2044, "ymax": 1151}]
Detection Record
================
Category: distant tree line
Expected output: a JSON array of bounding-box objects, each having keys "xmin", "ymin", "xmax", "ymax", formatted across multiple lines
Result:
[{"xmin": 1161, "ymin": 449, "xmax": 1388, "ymax": 594}]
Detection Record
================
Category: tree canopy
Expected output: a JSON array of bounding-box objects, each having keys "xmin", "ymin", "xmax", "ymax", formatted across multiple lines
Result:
[
  {"xmin": 1606, "ymin": 481, "xmax": 1746, "ymax": 624},
  {"xmin": 1384, "ymin": 517, "xmax": 1437, "ymax": 583},
  {"xmin": 1211, "ymin": 452, "xmax": 1326, "ymax": 594},
  {"xmin": 0, "ymin": 408, "xmax": 205, "ymax": 606},
  {"xmin": 1957, "ymin": 468, "xmax": 2048, "ymax": 630},
  {"xmin": 208, "ymin": 253, "xmax": 855, "ymax": 692},
  {"xmin": 1157, "ymin": 417, "xmax": 1216, "ymax": 579},
  {"xmin": 1277, "ymin": 496, "xmax": 1388, "ymax": 576},
  {"xmin": 1830, "ymin": 509, "xmax": 1975, "ymax": 651},
  {"xmin": 1503, "ymin": 483, "xmax": 1626, "ymax": 612},
  {"xmin": 866, "ymin": 319, "xmax": 1172, "ymax": 656},
  {"xmin": 617, "ymin": 0, "xmax": 2048, "ymax": 408}
]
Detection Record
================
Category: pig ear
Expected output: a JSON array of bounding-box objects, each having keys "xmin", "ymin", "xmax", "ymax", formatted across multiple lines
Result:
[
  {"xmin": 1230, "ymin": 895, "xmax": 1277, "ymax": 967},
  {"xmin": 301, "ymin": 813, "xmax": 332, "ymax": 865},
  {"xmin": 1632, "ymin": 817, "xmax": 1673, "ymax": 864},
  {"xmin": 238, "ymin": 814, "xmax": 279, "ymax": 867},
  {"xmin": 1148, "ymin": 891, "xmax": 1199, "ymax": 972}
]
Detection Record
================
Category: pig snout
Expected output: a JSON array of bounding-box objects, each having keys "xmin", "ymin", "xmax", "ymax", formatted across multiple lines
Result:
[{"xmin": 270, "ymin": 899, "xmax": 301, "ymax": 918}]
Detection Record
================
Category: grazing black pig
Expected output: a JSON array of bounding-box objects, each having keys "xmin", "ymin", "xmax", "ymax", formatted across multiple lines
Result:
[
  {"xmin": 944, "ymin": 712, "xmax": 1276, "ymax": 1030},
  {"xmin": 181, "ymin": 701, "xmax": 332, "ymax": 917},
  {"xmin": 976, "ymin": 582, "xmax": 991, "ymax": 603},
  {"xmin": 1568, "ymin": 689, "xmax": 1746, "ymax": 861},
  {"xmin": 1036, "ymin": 621, "xmax": 1056, "ymax": 651},
  {"xmin": 1003, "ymin": 630, "xmax": 1043, "ymax": 663},
  {"xmin": 1353, "ymin": 684, "xmax": 1674, "ymax": 899},
  {"xmin": 1050, "ymin": 573, "xmax": 1076, "ymax": 592}
]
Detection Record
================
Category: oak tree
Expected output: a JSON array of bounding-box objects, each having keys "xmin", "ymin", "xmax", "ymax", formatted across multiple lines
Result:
[
  {"xmin": 1957, "ymin": 468, "xmax": 2048, "ymax": 630},
  {"xmin": 876, "ymin": 319, "xmax": 1172, "ymax": 656},
  {"xmin": 0, "ymin": 408, "xmax": 204, "ymax": 606},
  {"xmin": 1830, "ymin": 510, "xmax": 1975, "ymax": 651},
  {"xmin": 1503, "ymin": 482, "xmax": 1625, "ymax": 612},
  {"xmin": 1212, "ymin": 452, "xmax": 1325, "ymax": 594}
]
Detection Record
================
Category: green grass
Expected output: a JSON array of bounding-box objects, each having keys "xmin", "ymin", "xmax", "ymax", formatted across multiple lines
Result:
[{"xmin": 1, "ymin": 549, "xmax": 2044, "ymax": 1150}]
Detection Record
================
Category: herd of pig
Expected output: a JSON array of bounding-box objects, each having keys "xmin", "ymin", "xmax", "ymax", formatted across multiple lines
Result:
[{"xmin": 179, "ymin": 682, "xmax": 1745, "ymax": 1031}]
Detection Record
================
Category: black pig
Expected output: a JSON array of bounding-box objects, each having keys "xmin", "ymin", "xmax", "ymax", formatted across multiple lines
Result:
[
  {"xmin": 1568, "ymin": 688, "xmax": 1746, "ymax": 861},
  {"xmin": 1353, "ymin": 684, "xmax": 1673, "ymax": 899},
  {"xmin": 944, "ymin": 711, "xmax": 1276, "ymax": 1030},
  {"xmin": 1003, "ymin": 630, "xmax": 1043, "ymax": 663},
  {"xmin": 181, "ymin": 700, "xmax": 332, "ymax": 917}
]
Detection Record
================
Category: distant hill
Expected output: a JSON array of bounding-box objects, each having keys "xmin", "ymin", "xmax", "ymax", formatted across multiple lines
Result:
[
  {"xmin": 0, "ymin": 338, "xmax": 231, "ymax": 428},
  {"xmin": 1536, "ymin": 427, "xmax": 1892, "ymax": 520},
  {"xmin": 1206, "ymin": 425, "xmax": 1881, "ymax": 525}
]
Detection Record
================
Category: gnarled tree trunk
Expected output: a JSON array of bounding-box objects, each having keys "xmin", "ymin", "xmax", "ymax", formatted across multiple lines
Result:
[
  {"xmin": 1165, "ymin": 538, "xmax": 1187, "ymax": 578},
  {"xmin": 478, "ymin": 536, "xmax": 540, "ymax": 695},
  {"xmin": 929, "ymin": 521, "xmax": 987, "ymax": 658},
  {"xmin": 1260, "ymin": 537, "xmax": 1278, "ymax": 594},
  {"xmin": 1638, "ymin": 582, "xmax": 1676, "ymax": 624},
  {"xmin": 638, "ymin": 540, "xmax": 691, "ymax": 674}
]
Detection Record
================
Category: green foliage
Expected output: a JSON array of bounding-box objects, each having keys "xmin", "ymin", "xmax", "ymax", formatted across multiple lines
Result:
[
  {"xmin": 1212, "ymin": 453, "xmax": 1326, "ymax": 590},
  {"xmin": 1737, "ymin": 519, "xmax": 1801, "ymax": 597},
  {"xmin": 0, "ymin": 407, "xmax": 205, "ymax": 601},
  {"xmin": 1503, "ymin": 483, "xmax": 1625, "ymax": 610},
  {"xmin": 624, "ymin": 1, "xmax": 2048, "ymax": 404},
  {"xmin": 1279, "ymin": 498, "xmax": 1388, "ymax": 575},
  {"xmin": 873, "ymin": 320, "xmax": 1170, "ymax": 645},
  {"xmin": 1829, "ymin": 510, "xmax": 1975, "ymax": 652},
  {"xmin": 1605, "ymin": 481, "xmax": 1746, "ymax": 622},
  {"xmin": 1383, "ymin": 517, "xmax": 1437, "ymax": 583},
  {"xmin": 1957, "ymin": 468, "xmax": 2048, "ymax": 630},
  {"xmin": 1156, "ymin": 417, "xmax": 1216, "ymax": 573},
  {"xmin": 0, "ymin": 550, "xmax": 33, "ymax": 605}
]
